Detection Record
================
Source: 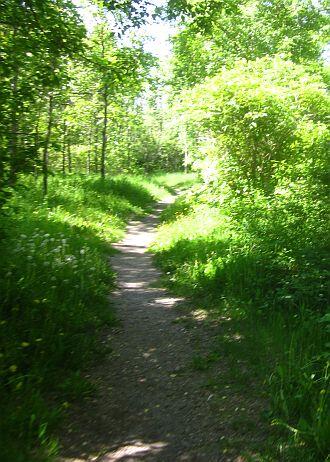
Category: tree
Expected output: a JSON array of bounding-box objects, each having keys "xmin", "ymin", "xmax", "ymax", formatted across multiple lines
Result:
[
  {"xmin": 168, "ymin": 0, "xmax": 329, "ymax": 90},
  {"xmin": 86, "ymin": 21, "xmax": 155, "ymax": 177},
  {"xmin": 0, "ymin": 0, "xmax": 85, "ymax": 195}
]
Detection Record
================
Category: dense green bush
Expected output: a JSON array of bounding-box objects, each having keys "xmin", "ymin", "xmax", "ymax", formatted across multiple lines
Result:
[{"xmin": 176, "ymin": 56, "xmax": 329, "ymax": 192}]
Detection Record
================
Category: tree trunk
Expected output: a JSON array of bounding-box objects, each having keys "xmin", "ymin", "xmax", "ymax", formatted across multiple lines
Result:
[
  {"xmin": 42, "ymin": 93, "xmax": 54, "ymax": 196},
  {"xmin": 9, "ymin": 64, "xmax": 19, "ymax": 184},
  {"xmin": 34, "ymin": 116, "xmax": 40, "ymax": 180},
  {"xmin": 62, "ymin": 121, "xmax": 67, "ymax": 175},
  {"xmin": 94, "ymin": 129, "xmax": 99, "ymax": 173},
  {"xmin": 87, "ymin": 127, "xmax": 92, "ymax": 174},
  {"xmin": 251, "ymin": 139, "xmax": 257, "ymax": 187},
  {"xmin": 67, "ymin": 135, "xmax": 72, "ymax": 173},
  {"xmin": 183, "ymin": 124, "xmax": 188, "ymax": 173},
  {"xmin": 100, "ymin": 84, "xmax": 108, "ymax": 179},
  {"xmin": 127, "ymin": 126, "xmax": 132, "ymax": 170}
]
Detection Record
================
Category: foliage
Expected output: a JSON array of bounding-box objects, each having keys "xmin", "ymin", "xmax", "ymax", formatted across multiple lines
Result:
[
  {"xmin": 0, "ymin": 172, "xmax": 171, "ymax": 461},
  {"xmin": 0, "ymin": 0, "xmax": 86, "ymax": 189},
  {"xmin": 102, "ymin": 0, "xmax": 153, "ymax": 28},
  {"xmin": 174, "ymin": 56, "xmax": 329, "ymax": 192},
  {"xmin": 0, "ymin": 1, "xmax": 180, "ymax": 201},
  {"xmin": 168, "ymin": 0, "xmax": 329, "ymax": 89}
]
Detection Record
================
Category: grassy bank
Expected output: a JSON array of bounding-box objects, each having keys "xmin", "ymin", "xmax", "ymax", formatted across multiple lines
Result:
[
  {"xmin": 0, "ymin": 172, "xmax": 183, "ymax": 462},
  {"xmin": 151, "ymin": 184, "xmax": 329, "ymax": 461}
]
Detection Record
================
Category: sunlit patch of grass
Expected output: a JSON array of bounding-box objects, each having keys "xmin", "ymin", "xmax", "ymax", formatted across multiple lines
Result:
[
  {"xmin": 151, "ymin": 172, "xmax": 199, "ymax": 193},
  {"xmin": 151, "ymin": 202, "xmax": 234, "ymax": 294}
]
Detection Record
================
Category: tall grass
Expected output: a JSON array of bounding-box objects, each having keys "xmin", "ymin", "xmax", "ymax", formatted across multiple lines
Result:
[
  {"xmin": 151, "ymin": 185, "xmax": 329, "ymax": 460},
  {"xmin": 0, "ymin": 172, "xmax": 174, "ymax": 462}
]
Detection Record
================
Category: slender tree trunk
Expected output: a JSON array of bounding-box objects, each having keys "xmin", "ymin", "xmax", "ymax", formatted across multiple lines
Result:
[
  {"xmin": 251, "ymin": 138, "xmax": 257, "ymax": 187},
  {"xmin": 42, "ymin": 93, "xmax": 54, "ymax": 196},
  {"xmin": 9, "ymin": 64, "xmax": 19, "ymax": 184},
  {"xmin": 67, "ymin": 135, "xmax": 72, "ymax": 173},
  {"xmin": 34, "ymin": 115, "xmax": 40, "ymax": 180},
  {"xmin": 62, "ymin": 122, "xmax": 67, "ymax": 175},
  {"xmin": 183, "ymin": 124, "xmax": 188, "ymax": 173},
  {"xmin": 94, "ymin": 129, "xmax": 99, "ymax": 173},
  {"xmin": 100, "ymin": 84, "xmax": 108, "ymax": 179},
  {"xmin": 87, "ymin": 127, "xmax": 92, "ymax": 174},
  {"xmin": 87, "ymin": 153, "xmax": 91, "ymax": 174},
  {"xmin": 157, "ymin": 116, "xmax": 163, "ymax": 170},
  {"xmin": 126, "ymin": 125, "xmax": 131, "ymax": 170}
]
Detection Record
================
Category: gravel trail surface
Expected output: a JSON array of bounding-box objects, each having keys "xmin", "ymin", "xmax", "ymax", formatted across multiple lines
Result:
[{"xmin": 59, "ymin": 196, "xmax": 265, "ymax": 462}]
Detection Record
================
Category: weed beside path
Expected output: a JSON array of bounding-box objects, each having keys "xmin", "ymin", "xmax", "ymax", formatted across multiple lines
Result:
[
  {"xmin": 0, "ymin": 173, "xmax": 187, "ymax": 462},
  {"xmin": 151, "ymin": 187, "xmax": 329, "ymax": 461}
]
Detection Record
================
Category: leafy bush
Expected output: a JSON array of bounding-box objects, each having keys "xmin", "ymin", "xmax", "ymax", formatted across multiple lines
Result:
[{"xmin": 176, "ymin": 56, "xmax": 329, "ymax": 192}]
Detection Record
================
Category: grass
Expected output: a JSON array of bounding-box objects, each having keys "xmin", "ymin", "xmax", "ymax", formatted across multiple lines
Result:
[
  {"xmin": 150, "ymin": 171, "xmax": 198, "ymax": 193},
  {"xmin": 151, "ymin": 183, "xmax": 330, "ymax": 461},
  {"xmin": 0, "ymin": 172, "xmax": 185, "ymax": 462}
]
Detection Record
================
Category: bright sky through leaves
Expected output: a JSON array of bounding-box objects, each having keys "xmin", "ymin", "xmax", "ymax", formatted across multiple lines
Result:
[{"xmin": 73, "ymin": 0, "xmax": 175, "ymax": 59}]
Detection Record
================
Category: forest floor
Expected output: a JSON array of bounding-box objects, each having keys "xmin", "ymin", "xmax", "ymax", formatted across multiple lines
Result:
[{"xmin": 58, "ymin": 194, "xmax": 269, "ymax": 462}]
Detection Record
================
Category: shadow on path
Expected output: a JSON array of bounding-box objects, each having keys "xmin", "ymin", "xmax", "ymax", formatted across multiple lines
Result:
[{"xmin": 58, "ymin": 197, "xmax": 266, "ymax": 462}]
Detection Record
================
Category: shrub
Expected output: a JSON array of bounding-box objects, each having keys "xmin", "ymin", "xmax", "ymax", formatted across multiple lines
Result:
[{"xmin": 176, "ymin": 56, "xmax": 329, "ymax": 193}]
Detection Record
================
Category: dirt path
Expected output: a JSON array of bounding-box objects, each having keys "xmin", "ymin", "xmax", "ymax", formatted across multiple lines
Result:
[{"xmin": 58, "ymin": 196, "xmax": 266, "ymax": 462}]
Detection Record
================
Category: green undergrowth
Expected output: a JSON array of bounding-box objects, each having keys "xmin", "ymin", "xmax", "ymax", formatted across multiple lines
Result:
[
  {"xmin": 0, "ymin": 172, "xmax": 179, "ymax": 462},
  {"xmin": 151, "ymin": 185, "xmax": 329, "ymax": 461},
  {"xmin": 150, "ymin": 171, "xmax": 198, "ymax": 193}
]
